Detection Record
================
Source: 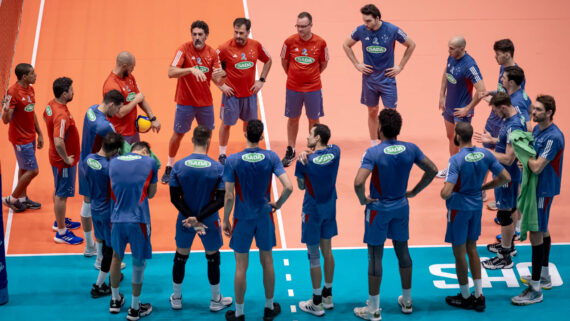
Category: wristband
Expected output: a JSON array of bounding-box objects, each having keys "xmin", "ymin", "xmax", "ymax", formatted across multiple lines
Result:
[
  {"xmin": 149, "ymin": 116, "xmax": 157, "ymax": 122},
  {"xmin": 259, "ymin": 77, "xmax": 266, "ymax": 82}
]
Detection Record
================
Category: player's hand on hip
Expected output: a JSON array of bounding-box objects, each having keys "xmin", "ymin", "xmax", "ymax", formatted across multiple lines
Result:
[
  {"xmin": 362, "ymin": 195, "xmax": 378, "ymax": 205},
  {"xmin": 220, "ymin": 84, "xmax": 235, "ymax": 97},
  {"xmin": 439, "ymin": 96, "xmax": 446, "ymax": 111},
  {"xmin": 355, "ymin": 63, "xmax": 373, "ymax": 75},
  {"xmin": 223, "ymin": 219, "xmax": 232, "ymax": 237},
  {"xmin": 133, "ymin": 93, "xmax": 145, "ymax": 105},
  {"xmin": 191, "ymin": 68, "xmax": 207, "ymax": 82},
  {"xmin": 453, "ymin": 106, "xmax": 470, "ymax": 117},
  {"xmin": 151, "ymin": 120, "xmax": 161, "ymax": 133},
  {"xmin": 37, "ymin": 133, "xmax": 44, "ymax": 149},
  {"xmin": 65, "ymin": 155, "xmax": 75, "ymax": 165},
  {"xmin": 251, "ymin": 80, "xmax": 264, "ymax": 95},
  {"xmin": 385, "ymin": 65, "xmax": 402, "ymax": 78},
  {"xmin": 268, "ymin": 201, "xmax": 280, "ymax": 211},
  {"xmin": 406, "ymin": 190, "xmax": 416, "ymax": 198}
]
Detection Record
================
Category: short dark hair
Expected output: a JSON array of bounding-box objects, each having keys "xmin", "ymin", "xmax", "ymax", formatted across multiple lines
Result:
[
  {"xmin": 455, "ymin": 122, "xmax": 473, "ymax": 143},
  {"xmin": 361, "ymin": 4, "xmax": 381, "ymax": 19},
  {"xmin": 503, "ymin": 65, "xmax": 524, "ymax": 86},
  {"xmin": 103, "ymin": 89, "xmax": 125, "ymax": 106},
  {"xmin": 233, "ymin": 18, "xmax": 251, "ymax": 31},
  {"xmin": 298, "ymin": 11, "xmax": 312, "ymax": 23},
  {"xmin": 312, "ymin": 123, "xmax": 331, "ymax": 145},
  {"xmin": 52, "ymin": 77, "xmax": 73, "ymax": 98},
  {"xmin": 131, "ymin": 141, "xmax": 151, "ymax": 154},
  {"xmin": 246, "ymin": 119, "xmax": 264, "ymax": 143},
  {"xmin": 489, "ymin": 91, "xmax": 511, "ymax": 107},
  {"xmin": 536, "ymin": 95, "xmax": 556, "ymax": 120},
  {"xmin": 15, "ymin": 63, "xmax": 33, "ymax": 81},
  {"xmin": 493, "ymin": 39, "xmax": 515, "ymax": 57},
  {"xmin": 192, "ymin": 125, "xmax": 212, "ymax": 146},
  {"xmin": 191, "ymin": 20, "xmax": 209, "ymax": 36},
  {"xmin": 378, "ymin": 109, "xmax": 402, "ymax": 139},
  {"xmin": 102, "ymin": 132, "xmax": 124, "ymax": 154}
]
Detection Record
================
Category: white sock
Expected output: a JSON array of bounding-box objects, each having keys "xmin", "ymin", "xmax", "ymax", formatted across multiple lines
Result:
[
  {"xmin": 459, "ymin": 284, "xmax": 470, "ymax": 299},
  {"xmin": 167, "ymin": 157, "xmax": 175, "ymax": 167},
  {"xmin": 111, "ymin": 287, "xmax": 120, "ymax": 300},
  {"xmin": 368, "ymin": 294, "xmax": 379, "ymax": 312},
  {"xmin": 81, "ymin": 201, "xmax": 91, "ymax": 218},
  {"xmin": 313, "ymin": 288, "xmax": 322, "ymax": 296},
  {"xmin": 324, "ymin": 282, "xmax": 332, "ymax": 289},
  {"xmin": 402, "ymin": 288, "xmax": 411, "ymax": 301},
  {"xmin": 473, "ymin": 279, "xmax": 483, "ymax": 298},
  {"xmin": 370, "ymin": 139, "xmax": 379, "ymax": 147},
  {"xmin": 211, "ymin": 283, "xmax": 220, "ymax": 301},
  {"xmin": 18, "ymin": 196, "xmax": 26, "ymax": 202},
  {"xmin": 265, "ymin": 297, "xmax": 274, "ymax": 309},
  {"xmin": 541, "ymin": 266, "xmax": 550, "ymax": 278},
  {"xmin": 96, "ymin": 271, "xmax": 108, "ymax": 286},
  {"xmin": 219, "ymin": 145, "xmax": 227, "ymax": 155},
  {"xmin": 85, "ymin": 231, "xmax": 94, "ymax": 246},
  {"xmin": 58, "ymin": 227, "xmax": 67, "ymax": 235},
  {"xmin": 173, "ymin": 282, "xmax": 182, "ymax": 298},
  {"xmin": 516, "ymin": 219, "xmax": 521, "ymax": 232},
  {"xmin": 530, "ymin": 280, "xmax": 540, "ymax": 291},
  {"xmin": 131, "ymin": 295, "xmax": 140, "ymax": 309},
  {"xmin": 235, "ymin": 303, "xmax": 244, "ymax": 317},
  {"xmin": 96, "ymin": 242, "xmax": 103, "ymax": 261}
]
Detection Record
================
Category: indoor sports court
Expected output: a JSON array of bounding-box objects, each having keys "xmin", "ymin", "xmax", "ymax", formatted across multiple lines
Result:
[{"xmin": 1, "ymin": 0, "xmax": 569, "ymax": 320}]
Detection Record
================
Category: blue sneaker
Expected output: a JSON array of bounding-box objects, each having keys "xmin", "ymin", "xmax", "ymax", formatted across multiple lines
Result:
[
  {"xmin": 52, "ymin": 217, "xmax": 81, "ymax": 231},
  {"xmin": 54, "ymin": 229, "xmax": 84, "ymax": 245}
]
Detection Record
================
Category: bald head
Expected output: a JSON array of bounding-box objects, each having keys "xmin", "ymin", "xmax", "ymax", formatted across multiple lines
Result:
[
  {"xmin": 448, "ymin": 35, "xmax": 466, "ymax": 59},
  {"xmin": 449, "ymin": 35, "xmax": 466, "ymax": 49},
  {"xmin": 116, "ymin": 51, "xmax": 135, "ymax": 66}
]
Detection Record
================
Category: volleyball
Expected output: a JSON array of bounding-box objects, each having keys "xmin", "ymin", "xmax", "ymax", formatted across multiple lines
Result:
[{"xmin": 135, "ymin": 115, "xmax": 152, "ymax": 133}]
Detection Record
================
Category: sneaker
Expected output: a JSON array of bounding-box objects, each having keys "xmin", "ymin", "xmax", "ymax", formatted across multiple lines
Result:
[
  {"xmin": 161, "ymin": 166, "xmax": 172, "ymax": 184},
  {"xmin": 225, "ymin": 310, "xmax": 245, "ymax": 321},
  {"xmin": 486, "ymin": 242, "xmax": 517, "ymax": 256},
  {"xmin": 397, "ymin": 295, "xmax": 412, "ymax": 314},
  {"xmin": 445, "ymin": 293, "xmax": 473, "ymax": 309},
  {"xmin": 22, "ymin": 196, "xmax": 41, "ymax": 209},
  {"xmin": 91, "ymin": 283, "xmax": 111, "ymax": 298},
  {"xmin": 127, "ymin": 302, "xmax": 152, "ymax": 320},
  {"xmin": 54, "ymin": 229, "xmax": 84, "ymax": 245},
  {"xmin": 487, "ymin": 201, "xmax": 497, "ymax": 211},
  {"xmin": 110, "ymin": 293, "xmax": 125, "ymax": 313},
  {"xmin": 281, "ymin": 146, "xmax": 296, "ymax": 167},
  {"xmin": 2, "ymin": 196, "xmax": 27, "ymax": 212},
  {"xmin": 84, "ymin": 242, "xmax": 97, "ymax": 257},
  {"xmin": 482, "ymin": 253, "xmax": 514, "ymax": 270},
  {"xmin": 436, "ymin": 168, "xmax": 447, "ymax": 179},
  {"xmin": 218, "ymin": 154, "xmax": 227, "ymax": 165},
  {"xmin": 353, "ymin": 306, "xmax": 382, "ymax": 320},
  {"xmin": 322, "ymin": 295, "xmax": 334, "ymax": 309},
  {"xmin": 511, "ymin": 286, "xmax": 543, "ymax": 305},
  {"xmin": 170, "ymin": 294, "xmax": 182, "ymax": 310},
  {"xmin": 210, "ymin": 294, "xmax": 233, "ymax": 312},
  {"xmin": 494, "ymin": 217, "xmax": 501, "ymax": 225},
  {"xmin": 95, "ymin": 259, "xmax": 126, "ymax": 270},
  {"xmin": 52, "ymin": 217, "xmax": 81, "ymax": 231},
  {"xmin": 263, "ymin": 302, "xmax": 281, "ymax": 321},
  {"xmin": 496, "ymin": 231, "xmax": 520, "ymax": 242},
  {"xmin": 299, "ymin": 298, "xmax": 325, "ymax": 316},
  {"xmin": 482, "ymin": 190, "xmax": 488, "ymax": 202},
  {"xmin": 520, "ymin": 274, "xmax": 552, "ymax": 290},
  {"xmin": 472, "ymin": 294, "xmax": 485, "ymax": 312}
]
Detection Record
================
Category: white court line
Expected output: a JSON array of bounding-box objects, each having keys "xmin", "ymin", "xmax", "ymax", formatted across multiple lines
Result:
[
  {"xmin": 241, "ymin": 0, "xmax": 287, "ymax": 249},
  {"xmin": 4, "ymin": 0, "xmax": 45, "ymax": 255},
  {"xmin": 288, "ymin": 289, "xmax": 294, "ymax": 297},
  {"xmin": 286, "ymin": 273, "xmax": 291, "ymax": 281},
  {"xmin": 283, "ymin": 258, "xmax": 290, "ymax": 266},
  {"xmin": 290, "ymin": 305, "xmax": 297, "ymax": 313}
]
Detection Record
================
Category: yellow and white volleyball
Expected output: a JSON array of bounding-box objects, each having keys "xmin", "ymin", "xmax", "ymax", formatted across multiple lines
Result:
[{"xmin": 135, "ymin": 115, "xmax": 152, "ymax": 133}]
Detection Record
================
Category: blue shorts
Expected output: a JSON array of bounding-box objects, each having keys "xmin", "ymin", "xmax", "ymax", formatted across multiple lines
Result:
[
  {"xmin": 361, "ymin": 76, "xmax": 397, "ymax": 108},
  {"xmin": 92, "ymin": 210, "xmax": 111, "ymax": 244},
  {"xmin": 442, "ymin": 108, "xmax": 473, "ymax": 124},
  {"xmin": 13, "ymin": 142, "xmax": 38, "ymax": 170},
  {"xmin": 445, "ymin": 209, "xmax": 482, "ymax": 245},
  {"xmin": 494, "ymin": 181, "xmax": 520, "ymax": 210},
  {"xmin": 51, "ymin": 166, "xmax": 76, "ymax": 198},
  {"xmin": 220, "ymin": 94, "xmax": 258, "ymax": 126},
  {"xmin": 301, "ymin": 200, "xmax": 337, "ymax": 245},
  {"xmin": 230, "ymin": 213, "xmax": 276, "ymax": 253},
  {"xmin": 363, "ymin": 204, "xmax": 409, "ymax": 245},
  {"xmin": 123, "ymin": 133, "xmax": 140, "ymax": 145},
  {"xmin": 285, "ymin": 89, "xmax": 324, "ymax": 119},
  {"xmin": 537, "ymin": 196, "xmax": 554, "ymax": 232},
  {"xmin": 483, "ymin": 110, "xmax": 502, "ymax": 149},
  {"xmin": 111, "ymin": 222, "xmax": 152, "ymax": 261},
  {"xmin": 175, "ymin": 213, "xmax": 223, "ymax": 251},
  {"xmin": 78, "ymin": 162, "xmax": 88, "ymax": 196},
  {"xmin": 174, "ymin": 104, "xmax": 215, "ymax": 134}
]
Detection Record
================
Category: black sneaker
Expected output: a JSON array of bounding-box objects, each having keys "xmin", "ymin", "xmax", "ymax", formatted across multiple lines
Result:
[
  {"xmin": 472, "ymin": 294, "xmax": 485, "ymax": 312},
  {"xmin": 91, "ymin": 283, "xmax": 111, "ymax": 298},
  {"xmin": 281, "ymin": 147, "xmax": 295, "ymax": 167},
  {"xmin": 225, "ymin": 310, "xmax": 245, "ymax": 321},
  {"xmin": 487, "ymin": 242, "xmax": 517, "ymax": 256},
  {"xmin": 109, "ymin": 293, "xmax": 125, "ymax": 313},
  {"xmin": 161, "ymin": 166, "xmax": 172, "ymax": 184},
  {"xmin": 2, "ymin": 196, "xmax": 27, "ymax": 213},
  {"xmin": 445, "ymin": 293, "xmax": 473, "ymax": 309},
  {"xmin": 22, "ymin": 196, "xmax": 41, "ymax": 210},
  {"xmin": 219, "ymin": 154, "xmax": 227, "ymax": 165},
  {"xmin": 127, "ymin": 303, "xmax": 152, "ymax": 321},
  {"xmin": 263, "ymin": 302, "xmax": 281, "ymax": 321},
  {"xmin": 482, "ymin": 253, "xmax": 514, "ymax": 270}
]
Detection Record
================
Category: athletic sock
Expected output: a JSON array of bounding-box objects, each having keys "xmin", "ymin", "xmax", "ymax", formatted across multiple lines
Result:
[
  {"xmin": 111, "ymin": 287, "xmax": 120, "ymax": 300},
  {"xmin": 131, "ymin": 295, "xmax": 140, "ymax": 309},
  {"xmin": 167, "ymin": 157, "xmax": 175, "ymax": 167},
  {"xmin": 173, "ymin": 282, "xmax": 182, "ymax": 298},
  {"xmin": 530, "ymin": 280, "xmax": 540, "ymax": 291},
  {"xmin": 402, "ymin": 288, "xmax": 411, "ymax": 302},
  {"xmin": 324, "ymin": 282, "xmax": 332, "ymax": 289},
  {"xmin": 531, "ymin": 244, "xmax": 544, "ymax": 282},
  {"xmin": 85, "ymin": 231, "xmax": 94, "ymax": 246},
  {"xmin": 18, "ymin": 196, "xmax": 26, "ymax": 202},
  {"xmin": 516, "ymin": 219, "xmax": 521, "ymax": 232},
  {"xmin": 459, "ymin": 284, "xmax": 470, "ymax": 299},
  {"xmin": 211, "ymin": 283, "xmax": 220, "ymax": 301},
  {"xmin": 542, "ymin": 266, "xmax": 550, "ymax": 278},
  {"xmin": 96, "ymin": 242, "xmax": 103, "ymax": 261},
  {"xmin": 219, "ymin": 145, "xmax": 227, "ymax": 155},
  {"xmin": 81, "ymin": 201, "xmax": 91, "ymax": 219},
  {"xmin": 368, "ymin": 294, "xmax": 379, "ymax": 312},
  {"xmin": 265, "ymin": 297, "xmax": 274, "ymax": 309},
  {"xmin": 313, "ymin": 287, "xmax": 322, "ymax": 296},
  {"xmin": 235, "ymin": 303, "xmax": 244, "ymax": 317},
  {"xmin": 96, "ymin": 271, "xmax": 108, "ymax": 286},
  {"xmin": 543, "ymin": 236, "xmax": 551, "ymax": 267},
  {"xmin": 473, "ymin": 279, "xmax": 483, "ymax": 298},
  {"xmin": 58, "ymin": 227, "xmax": 67, "ymax": 235},
  {"xmin": 322, "ymin": 286, "xmax": 332, "ymax": 298}
]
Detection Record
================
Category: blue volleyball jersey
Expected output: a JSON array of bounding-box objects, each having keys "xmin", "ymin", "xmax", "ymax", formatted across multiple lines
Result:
[
  {"xmin": 445, "ymin": 53, "xmax": 483, "ymax": 113},
  {"xmin": 445, "ymin": 147, "xmax": 504, "ymax": 210},
  {"xmin": 295, "ymin": 145, "xmax": 340, "ymax": 214},
  {"xmin": 497, "ymin": 64, "xmax": 526, "ymax": 93},
  {"xmin": 510, "ymin": 88, "xmax": 532, "ymax": 123},
  {"xmin": 487, "ymin": 64, "xmax": 527, "ymax": 133},
  {"xmin": 350, "ymin": 22, "xmax": 407, "ymax": 83},
  {"xmin": 223, "ymin": 147, "xmax": 285, "ymax": 220},
  {"xmin": 496, "ymin": 113, "xmax": 526, "ymax": 183},
  {"xmin": 84, "ymin": 153, "xmax": 112, "ymax": 215},
  {"xmin": 80, "ymin": 105, "xmax": 115, "ymax": 162},
  {"xmin": 360, "ymin": 140, "xmax": 424, "ymax": 210},
  {"xmin": 109, "ymin": 153, "xmax": 158, "ymax": 224},
  {"xmin": 170, "ymin": 153, "xmax": 224, "ymax": 215},
  {"xmin": 533, "ymin": 124, "xmax": 565, "ymax": 197}
]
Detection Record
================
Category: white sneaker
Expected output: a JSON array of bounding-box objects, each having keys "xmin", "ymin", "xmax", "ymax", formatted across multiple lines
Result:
[
  {"xmin": 436, "ymin": 168, "xmax": 447, "ymax": 179},
  {"xmin": 94, "ymin": 259, "xmax": 126, "ymax": 270},
  {"xmin": 170, "ymin": 294, "xmax": 182, "ymax": 310},
  {"xmin": 397, "ymin": 295, "xmax": 412, "ymax": 314},
  {"xmin": 299, "ymin": 298, "xmax": 325, "ymax": 316},
  {"xmin": 520, "ymin": 274, "xmax": 553, "ymax": 290},
  {"xmin": 209, "ymin": 294, "xmax": 232, "ymax": 312},
  {"xmin": 322, "ymin": 295, "xmax": 334, "ymax": 309},
  {"xmin": 84, "ymin": 242, "xmax": 97, "ymax": 257},
  {"xmin": 354, "ymin": 306, "xmax": 381, "ymax": 321}
]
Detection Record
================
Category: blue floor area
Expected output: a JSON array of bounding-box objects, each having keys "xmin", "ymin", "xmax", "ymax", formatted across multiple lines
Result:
[{"xmin": 1, "ymin": 245, "xmax": 569, "ymax": 320}]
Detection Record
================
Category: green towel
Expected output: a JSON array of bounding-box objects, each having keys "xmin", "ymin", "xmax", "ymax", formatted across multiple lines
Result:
[
  {"xmin": 510, "ymin": 129, "xmax": 538, "ymax": 241},
  {"xmin": 118, "ymin": 141, "xmax": 162, "ymax": 169}
]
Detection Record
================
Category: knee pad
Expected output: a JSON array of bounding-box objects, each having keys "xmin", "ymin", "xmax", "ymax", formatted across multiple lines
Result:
[
  {"xmin": 497, "ymin": 209, "xmax": 514, "ymax": 226},
  {"xmin": 368, "ymin": 245, "xmax": 383, "ymax": 277},
  {"xmin": 131, "ymin": 259, "xmax": 146, "ymax": 284},
  {"xmin": 206, "ymin": 251, "xmax": 221, "ymax": 285},
  {"xmin": 206, "ymin": 251, "xmax": 220, "ymax": 266},
  {"xmin": 173, "ymin": 252, "xmax": 189, "ymax": 284},
  {"xmin": 174, "ymin": 252, "xmax": 189, "ymax": 264},
  {"xmin": 307, "ymin": 244, "xmax": 321, "ymax": 269},
  {"xmin": 80, "ymin": 201, "xmax": 91, "ymax": 218}
]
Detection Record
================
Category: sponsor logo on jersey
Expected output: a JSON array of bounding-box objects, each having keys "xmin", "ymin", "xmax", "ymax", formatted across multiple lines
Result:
[
  {"xmin": 365, "ymin": 46, "xmax": 386, "ymax": 54},
  {"xmin": 185, "ymin": 159, "xmax": 212, "ymax": 168},
  {"xmin": 24, "ymin": 103, "xmax": 35, "ymax": 112},
  {"xmin": 118, "ymin": 155, "xmax": 142, "ymax": 161},
  {"xmin": 45, "ymin": 105, "xmax": 52, "ymax": 116},
  {"xmin": 87, "ymin": 108, "xmax": 96, "ymax": 121},
  {"xmin": 235, "ymin": 61, "xmax": 254, "ymax": 70},
  {"xmin": 312, "ymin": 153, "xmax": 335, "ymax": 165},
  {"xmin": 523, "ymin": 90, "xmax": 529, "ymax": 100},
  {"xmin": 295, "ymin": 56, "xmax": 315, "ymax": 64},
  {"xmin": 384, "ymin": 145, "xmax": 406, "ymax": 155},
  {"xmin": 126, "ymin": 92, "xmax": 136, "ymax": 102},
  {"xmin": 194, "ymin": 65, "xmax": 210, "ymax": 73},
  {"xmin": 242, "ymin": 152, "xmax": 265, "ymax": 163},
  {"xmin": 446, "ymin": 73, "xmax": 457, "ymax": 84},
  {"xmin": 464, "ymin": 152, "xmax": 484, "ymax": 162},
  {"xmin": 87, "ymin": 158, "xmax": 102, "ymax": 170}
]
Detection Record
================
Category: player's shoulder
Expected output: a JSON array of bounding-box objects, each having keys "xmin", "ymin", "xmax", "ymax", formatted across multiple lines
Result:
[
  {"xmin": 7, "ymin": 82, "xmax": 20, "ymax": 95},
  {"xmin": 284, "ymin": 34, "xmax": 299, "ymax": 44},
  {"xmin": 382, "ymin": 21, "xmax": 399, "ymax": 30},
  {"xmin": 463, "ymin": 52, "xmax": 479, "ymax": 65}
]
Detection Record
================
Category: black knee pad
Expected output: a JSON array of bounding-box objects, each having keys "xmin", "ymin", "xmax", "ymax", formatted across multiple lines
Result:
[
  {"xmin": 497, "ymin": 209, "xmax": 514, "ymax": 226},
  {"xmin": 174, "ymin": 251, "xmax": 189, "ymax": 264},
  {"xmin": 206, "ymin": 251, "xmax": 221, "ymax": 265},
  {"xmin": 206, "ymin": 251, "xmax": 221, "ymax": 285},
  {"xmin": 172, "ymin": 252, "xmax": 189, "ymax": 284}
]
